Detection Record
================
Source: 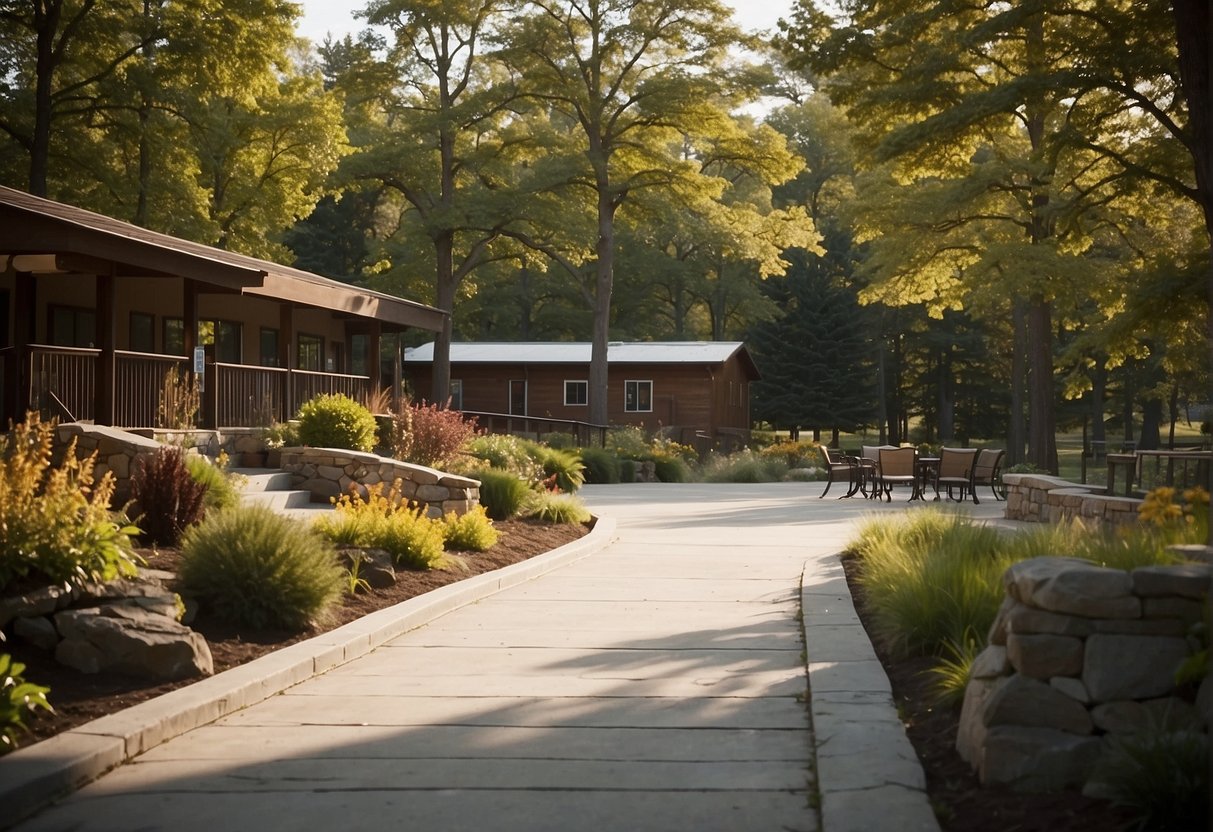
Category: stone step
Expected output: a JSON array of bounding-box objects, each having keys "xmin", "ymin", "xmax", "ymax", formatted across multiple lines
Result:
[
  {"xmin": 240, "ymin": 488, "xmax": 317, "ymax": 510},
  {"xmin": 230, "ymin": 469, "xmax": 295, "ymax": 494}
]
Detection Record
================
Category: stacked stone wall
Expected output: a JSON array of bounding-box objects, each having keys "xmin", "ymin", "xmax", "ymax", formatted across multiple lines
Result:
[
  {"xmin": 1004, "ymin": 473, "xmax": 1140, "ymax": 529},
  {"xmin": 277, "ymin": 447, "xmax": 480, "ymax": 518},
  {"xmin": 957, "ymin": 557, "xmax": 1211, "ymax": 794}
]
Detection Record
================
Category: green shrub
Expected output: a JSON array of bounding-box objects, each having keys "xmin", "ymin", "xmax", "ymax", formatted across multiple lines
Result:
[
  {"xmin": 653, "ymin": 455, "xmax": 693, "ymax": 483},
  {"xmin": 442, "ymin": 505, "xmax": 500, "ymax": 551},
  {"xmin": 0, "ymin": 414, "xmax": 140, "ymax": 591},
  {"xmin": 579, "ymin": 447, "xmax": 621, "ymax": 484},
  {"xmin": 606, "ymin": 426, "xmax": 651, "ymax": 458},
  {"xmin": 476, "ymin": 468, "xmax": 532, "ymax": 520},
  {"xmin": 389, "ymin": 400, "xmax": 479, "ymax": 468},
  {"xmin": 619, "ymin": 458, "xmax": 636, "ymax": 482},
  {"xmin": 1, "ymin": 653, "xmax": 52, "ymax": 755},
  {"xmin": 313, "ymin": 483, "xmax": 447, "ymax": 569},
  {"xmin": 535, "ymin": 445, "xmax": 585, "ymax": 492},
  {"xmin": 758, "ymin": 440, "xmax": 818, "ymax": 469},
  {"xmin": 131, "ymin": 446, "xmax": 209, "ymax": 546},
  {"xmin": 525, "ymin": 491, "xmax": 592, "ymax": 525},
  {"xmin": 185, "ymin": 453, "xmax": 241, "ymax": 512},
  {"xmin": 461, "ymin": 434, "xmax": 545, "ymax": 482},
  {"xmin": 296, "ymin": 393, "xmax": 378, "ymax": 452},
  {"xmin": 260, "ymin": 421, "xmax": 300, "ymax": 449},
  {"xmin": 1096, "ymin": 728, "xmax": 1209, "ymax": 831},
  {"xmin": 179, "ymin": 504, "xmax": 344, "ymax": 631},
  {"xmin": 700, "ymin": 450, "xmax": 788, "ymax": 483}
]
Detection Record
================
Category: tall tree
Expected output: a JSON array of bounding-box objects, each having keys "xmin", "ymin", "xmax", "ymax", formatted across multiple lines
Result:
[{"xmin": 499, "ymin": 0, "xmax": 756, "ymax": 425}]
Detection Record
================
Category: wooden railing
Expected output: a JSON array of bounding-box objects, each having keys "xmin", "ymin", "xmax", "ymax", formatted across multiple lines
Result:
[
  {"xmin": 461, "ymin": 410, "xmax": 607, "ymax": 448},
  {"xmin": 29, "ymin": 345, "xmax": 97, "ymax": 423},
  {"xmin": 291, "ymin": 369, "xmax": 369, "ymax": 407},
  {"xmin": 115, "ymin": 351, "xmax": 189, "ymax": 428},
  {"xmin": 213, "ymin": 363, "xmax": 289, "ymax": 427}
]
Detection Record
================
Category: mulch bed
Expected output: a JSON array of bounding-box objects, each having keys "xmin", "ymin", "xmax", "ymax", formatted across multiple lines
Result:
[
  {"xmin": 840, "ymin": 552, "xmax": 1136, "ymax": 832},
  {"xmin": 7, "ymin": 518, "xmax": 587, "ymax": 746}
]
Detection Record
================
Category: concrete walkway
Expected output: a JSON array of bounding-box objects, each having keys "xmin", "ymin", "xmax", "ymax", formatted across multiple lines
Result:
[{"xmin": 3, "ymin": 483, "xmax": 1005, "ymax": 832}]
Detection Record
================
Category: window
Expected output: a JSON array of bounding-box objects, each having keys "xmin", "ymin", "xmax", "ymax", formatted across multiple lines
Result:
[
  {"xmin": 564, "ymin": 380, "xmax": 588, "ymax": 406},
  {"xmin": 349, "ymin": 333, "xmax": 368, "ymax": 375},
  {"xmin": 298, "ymin": 333, "xmax": 323, "ymax": 371},
  {"xmin": 509, "ymin": 379, "xmax": 527, "ymax": 416},
  {"xmin": 164, "ymin": 318, "xmax": 240, "ymax": 361},
  {"xmin": 259, "ymin": 328, "xmax": 279, "ymax": 367},
  {"xmin": 129, "ymin": 312, "xmax": 155, "ymax": 352},
  {"xmin": 449, "ymin": 379, "xmax": 463, "ymax": 410},
  {"xmin": 625, "ymin": 380, "xmax": 652, "ymax": 413},
  {"xmin": 49, "ymin": 304, "xmax": 95, "ymax": 347},
  {"xmin": 165, "ymin": 318, "xmax": 185, "ymax": 355}
]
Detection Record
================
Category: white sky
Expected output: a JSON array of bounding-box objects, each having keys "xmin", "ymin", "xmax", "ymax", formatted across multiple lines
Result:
[{"xmin": 295, "ymin": 1, "xmax": 793, "ymax": 45}]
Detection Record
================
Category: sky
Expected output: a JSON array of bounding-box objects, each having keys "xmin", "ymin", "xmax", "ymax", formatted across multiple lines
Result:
[{"xmin": 295, "ymin": 1, "xmax": 794, "ymax": 46}]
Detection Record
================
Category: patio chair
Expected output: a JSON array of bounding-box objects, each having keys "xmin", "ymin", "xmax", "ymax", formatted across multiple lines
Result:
[
  {"xmin": 876, "ymin": 446, "xmax": 920, "ymax": 501},
  {"xmin": 818, "ymin": 446, "xmax": 860, "ymax": 498},
  {"xmin": 934, "ymin": 447, "xmax": 979, "ymax": 503},
  {"xmin": 972, "ymin": 448, "xmax": 1006, "ymax": 501},
  {"xmin": 859, "ymin": 444, "xmax": 895, "ymax": 499}
]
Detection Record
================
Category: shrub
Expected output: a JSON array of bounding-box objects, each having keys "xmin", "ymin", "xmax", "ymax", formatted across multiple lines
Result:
[
  {"xmin": 461, "ymin": 434, "xmax": 545, "ymax": 483},
  {"xmin": 0, "ymin": 653, "xmax": 52, "ymax": 756},
  {"xmin": 700, "ymin": 450, "xmax": 788, "ymax": 483},
  {"xmin": 618, "ymin": 458, "xmax": 636, "ymax": 482},
  {"xmin": 314, "ymin": 483, "xmax": 447, "ymax": 569},
  {"xmin": 652, "ymin": 455, "xmax": 692, "ymax": 483},
  {"xmin": 580, "ymin": 447, "xmax": 621, "ymax": 484},
  {"xmin": 606, "ymin": 426, "xmax": 650, "ymax": 458},
  {"xmin": 260, "ymin": 421, "xmax": 300, "ymax": 449},
  {"xmin": 131, "ymin": 447, "xmax": 209, "ymax": 546},
  {"xmin": 389, "ymin": 400, "xmax": 478, "ymax": 468},
  {"xmin": 179, "ymin": 504, "xmax": 344, "ymax": 630},
  {"xmin": 535, "ymin": 445, "xmax": 585, "ymax": 492},
  {"xmin": 185, "ymin": 453, "xmax": 241, "ymax": 512},
  {"xmin": 1096, "ymin": 727, "xmax": 1210, "ymax": 831},
  {"xmin": 525, "ymin": 491, "xmax": 592, "ymax": 525},
  {"xmin": 476, "ymin": 468, "xmax": 532, "ymax": 520},
  {"xmin": 759, "ymin": 440, "xmax": 818, "ymax": 469},
  {"xmin": 442, "ymin": 505, "xmax": 500, "ymax": 551},
  {"xmin": 296, "ymin": 394, "xmax": 378, "ymax": 452},
  {"xmin": 0, "ymin": 414, "xmax": 139, "ymax": 591}
]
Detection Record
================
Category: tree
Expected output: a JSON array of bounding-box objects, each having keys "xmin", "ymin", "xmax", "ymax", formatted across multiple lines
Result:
[{"xmin": 499, "ymin": 0, "xmax": 759, "ymax": 425}]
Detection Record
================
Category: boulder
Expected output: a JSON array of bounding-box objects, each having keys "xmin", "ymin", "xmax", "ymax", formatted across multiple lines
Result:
[
  {"xmin": 1006, "ymin": 633, "xmax": 1083, "ymax": 679},
  {"xmin": 970, "ymin": 645, "xmax": 1010, "ymax": 680},
  {"xmin": 1049, "ymin": 676, "xmax": 1090, "ymax": 705},
  {"xmin": 13, "ymin": 615, "xmax": 59, "ymax": 650},
  {"xmin": 1082, "ymin": 634, "xmax": 1191, "ymax": 703},
  {"xmin": 979, "ymin": 726, "xmax": 1102, "ymax": 791},
  {"xmin": 1091, "ymin": 697, "xmax": 1202, "ymax": 735},
  {"xmin": 982, "ymin": 673, "xmax": 1092, "ymax": 735},
  {"xmin": 1005, "ymin": 557, "xmax": 1138, "ymax": 620},
  {"xmin": 0, "ymin": 584, "xmax": 75, "ymax": 629},
  {"xmin": 1130, "ymin": 563, "xmax": 1213, "ymax": 599},
  {"xmin": 956, "ymin": 676, "xmax": 1000, "ymax": 766},
  {"xmin": 53, "ymin": 603, "xmax": 213, "ymax": 680}
]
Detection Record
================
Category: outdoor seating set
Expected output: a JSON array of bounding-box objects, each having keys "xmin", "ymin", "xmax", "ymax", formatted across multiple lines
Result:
[{"xmin": 819, "ymin": 445, "xmax": 1005, "ymax": 503}]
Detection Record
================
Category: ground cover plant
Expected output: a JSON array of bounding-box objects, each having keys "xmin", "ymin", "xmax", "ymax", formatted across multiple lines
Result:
[{"xmin": 0, "ymin": 414, "xmax": 139, "ymax": 592}]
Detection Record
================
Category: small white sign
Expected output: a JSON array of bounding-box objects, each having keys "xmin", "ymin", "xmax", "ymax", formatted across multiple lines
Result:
[{"xmin": 193, "ymin": 346, "xmax": 205, "ymax": 374}]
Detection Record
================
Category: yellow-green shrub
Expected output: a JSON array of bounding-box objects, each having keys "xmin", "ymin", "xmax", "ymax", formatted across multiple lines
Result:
[
  {"xmin": 315, "ymin": 482, "xmax": 446, "ymax": 569},
  {"xmin": 442, "ymin": 505, "xmax": 499, "ymax": 551}
]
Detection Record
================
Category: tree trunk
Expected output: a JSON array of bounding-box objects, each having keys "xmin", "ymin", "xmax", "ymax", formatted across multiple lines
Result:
[
  {"xmin": 588, "ymin": 185, "xmax": 615, "ymax": 426},
  {"xmin": 1090, "ymin": 360, "xmax": 1107, "ymax": 446},
  {"xmin": 1167, "ymin": 384, "xmax": 1179, "ymax": 448},
  {"xmin": 1139, "ymin": 397, "xmax": 1162, "ymax": 451},
  {"xmin": 30, "ymin": 2, "xmax": 61, "ymax": 197},
  {"xmin": 431, "ymin": 233, "xmax": 456, "ymax": 406},
  {"xmin": 1009, "ymin": 299, "xmax": 1027, "ymax": 465},
  {"xmin": 1026, "ymin": 294, "xmax": 1057, "ymax": 472}
]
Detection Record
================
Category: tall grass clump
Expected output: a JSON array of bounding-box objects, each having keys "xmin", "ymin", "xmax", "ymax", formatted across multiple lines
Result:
[
  {"xmin": 525, "ymin": 491, "xmax": 592, "ymax": 525},
  {"xmin": 185, "ymin": 453, "xmax": 241, "ymax": 512},
  {"xmin": 579, "ymin": 447, "xmax": 620, "ymax": 484},
  {"xmin": 296, "ymin": 393, "xmax": 378, "ymax": 452},
  {"xmin": 534, "ymin": 445, "xmax": 585, "ymax": 492},
  {"xmin": 1094, "ymin": 727, "xmax": 1210, "ymax": 832},
  {"xmin": 313, "ymin": 483, "xmax": 447, "ymax": 569},
  {"xmin": 475, "ymin": 468, "xmax": 532, "ymax": 520},
  {"xmin": 700, "ymin": 449, "xmax": 788, "ymax": 483},
  {"xmin": 179, "ymin": 504, "xmax": 344, "ymax": 631},
  {"xmin": 849, "ymin": 509, "xmax": 1010, "ymax": 659},
  {"xmin": 0, "ymin": 414, "xmax": 140, "ymax": 591},
  {"xmin": 1000, "ymin": 515, "xmax": 1185, "ymax": 572}
]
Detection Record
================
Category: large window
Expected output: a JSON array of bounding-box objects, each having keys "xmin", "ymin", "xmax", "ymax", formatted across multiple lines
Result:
[
  {"xmin": 298, "ymin": 333, "xmax": 323, "ymax": 371},
  {"xmin": 49, "ymin": 304, "xmax": 95, "ymax": 347},
  {"xmin": 564, "ymin": 379, "xmax": 587, "ymax": 406},
  {"xmin": 164, "ymin": 318, "xmax": 241, "ymax": 361},
  {"xmin": 259, "ymin": 328, "xmax": 279, "ymax": 367},
  {"xmin": 509, "ymin": 379, "xmax": 527, "ymax": 416},
  {"xmin": 624, "ymin": 380, "xmax": 652, "ymax": 413},
  {"xmin": 129, "ymin": 312, "xmax": 155, "ymax": 352}
]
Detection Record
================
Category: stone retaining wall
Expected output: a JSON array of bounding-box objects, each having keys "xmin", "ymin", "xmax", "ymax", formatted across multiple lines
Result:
[
  {"xmin": 55, "ymin": 423, "xmax": 163, "ymax": 506},
  {"xmin": 957, "ymin": 556, "xmax": 1211, "ymax": 794},
  {"xmin": 1004, "ymin": 473, "xmax": 1141, "ymax": 528},
  {"xmin": 277, "ymin": 447, "xmax": 480, "ymax": 518}
]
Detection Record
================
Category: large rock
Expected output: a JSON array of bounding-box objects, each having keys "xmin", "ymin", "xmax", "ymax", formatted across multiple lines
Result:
[
  {"xmin": 1130, "ymin": 563, "xmax": 1213, "ymax": 599},
  {"xmin": 956, "ymin": 676, "xmax": 1000, "ymax": 766},
  {"xmin": 1082, "ymin": 634, "xmax": 1191, "ymax": 703},
  {"xmin": 970, "ymin": 645, "xmax": 1010, "ymax": 680},
  {"xmin": 53, "ymin": 603, "xmax": 212, "ymax": 680},
  {"xmin": 1090, "ymin": 697, "xmax": 1202, "ymax": 735},
  {"xmin": 1006, "ymin": 633, "xmax": 1083, "ymax": 679},
  {"xmin": 979, "ymin": 726, "xmax": 1102, "ymax": 791},
  {"xmin": 982, "ymin": 673, "xmax": 1092, "ymax": 735},
  {"xmin": 1004, "ymin": 557, "xmax": 1139, "ymax": 619},
  {"xmin": 0, "ymin": 583, "xmax": 75, "ymax": 629}
]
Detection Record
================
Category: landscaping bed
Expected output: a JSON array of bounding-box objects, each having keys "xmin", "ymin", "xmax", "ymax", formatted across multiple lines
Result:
[{"xmin": 7, "ymin": 518, "xmax": 587, "ymax": 748}]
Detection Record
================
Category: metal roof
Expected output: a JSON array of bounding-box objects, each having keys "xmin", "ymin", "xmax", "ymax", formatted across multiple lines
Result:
[
  {"xmin": 406, "ymin": 341, "xmax": 760, "ymax": 376},
  {"xmin": 0, "ymin": 186, "xmax": 445, "ymax": 331}
]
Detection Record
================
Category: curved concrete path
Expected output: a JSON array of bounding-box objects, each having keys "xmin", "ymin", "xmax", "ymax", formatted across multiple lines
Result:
[{"xmin": 3, "ymin": 483, "xmax": 1005, "ymax": 832}]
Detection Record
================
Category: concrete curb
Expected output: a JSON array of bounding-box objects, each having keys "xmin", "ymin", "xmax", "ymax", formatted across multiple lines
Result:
[
  {"xmin": 0, "ymin": 517, "xmax": 617, "ymax": 829},
  {"xmin": 801, "ymin": 553, "xmax": 941, "ymax": 832}
]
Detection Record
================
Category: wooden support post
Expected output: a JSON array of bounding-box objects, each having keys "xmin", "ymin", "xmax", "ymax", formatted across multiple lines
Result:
[{"xmin": 95, "ymin": 269, "xmax": 116, "ymax": 426}]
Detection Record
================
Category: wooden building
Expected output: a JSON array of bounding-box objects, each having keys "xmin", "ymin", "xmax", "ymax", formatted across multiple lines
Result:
[
  {"xmin": 405, "ymin": 341, "xmax": 761, "ymax": 448},
  {"xmin": 0, "ymin": 186, "xmax": 444, "ymax": 429}
]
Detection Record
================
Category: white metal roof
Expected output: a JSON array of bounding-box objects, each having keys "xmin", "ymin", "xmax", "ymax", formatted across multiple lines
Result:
[{"xmin": 405, "ymin": 341, "xmax": 748, "ymax": 365}]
